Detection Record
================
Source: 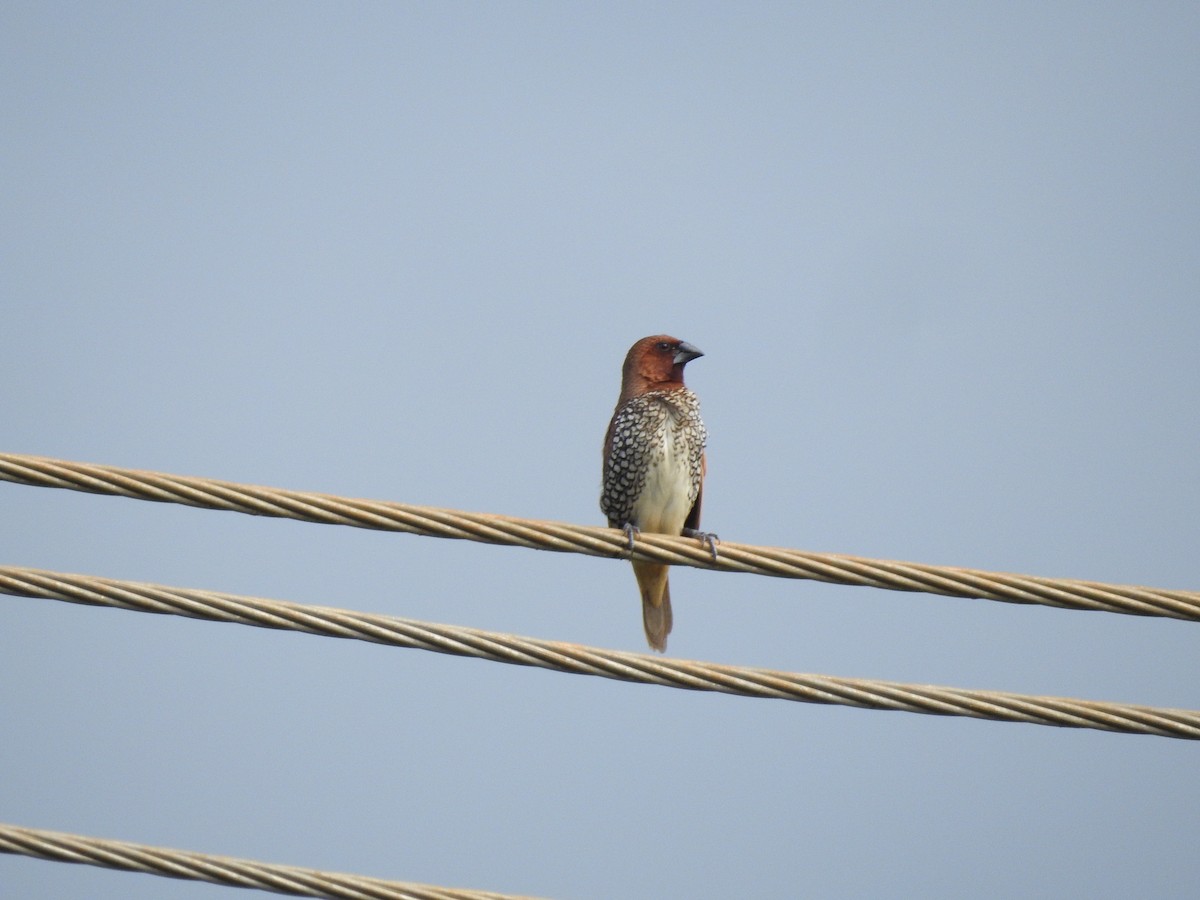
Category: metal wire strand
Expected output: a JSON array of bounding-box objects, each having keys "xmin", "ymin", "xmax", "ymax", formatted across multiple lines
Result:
[
  {"xmin": 0, "ymin": 822, "xmax": 538, "ymax": 899},
  {"xmin": 1, "ymin": 452, "xmax": 1197, "ymax": 622},
  {"xmin": 2, "ymin": 566, "xmax": 1196, "ymax": 739}
]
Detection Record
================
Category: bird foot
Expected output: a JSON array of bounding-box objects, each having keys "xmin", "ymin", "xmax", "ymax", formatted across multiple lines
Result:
[
  {"xmin": 683, "ymin": 528, "xmax": 720, "ymax": 561},
  {"xmin": 621, "ymin": 523, "xmax": 640, "ymax": 557}
]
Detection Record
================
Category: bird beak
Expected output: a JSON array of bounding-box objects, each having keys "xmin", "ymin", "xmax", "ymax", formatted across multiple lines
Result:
[{"xmin": 674, "ymin": 342, "xmax": 704, "ymax": 365}]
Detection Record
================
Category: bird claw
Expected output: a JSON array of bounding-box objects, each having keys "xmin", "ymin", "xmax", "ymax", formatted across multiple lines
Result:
[
  {"xmin": 621, "ymin": 523, "xmax": 640, "ymax": 557},
  {"xmin": 684, "ymin": 528, "xmax": 720, "ymax": 561}
]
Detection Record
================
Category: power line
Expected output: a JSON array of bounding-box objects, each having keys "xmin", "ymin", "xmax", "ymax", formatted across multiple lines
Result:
[
  {"xmin": 0, "ymin": 822, "xmax": 540, "ymax": 899},
  {"xmin": 1, "ymin": 452, "xmax": 1196, "ymax": 622},
  {"xmin": 3, "ymin": 565, "xmax": 1196, "ymax": 739}
]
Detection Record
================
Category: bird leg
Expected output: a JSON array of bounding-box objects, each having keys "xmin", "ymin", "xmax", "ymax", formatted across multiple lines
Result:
[
  {"xmin": 683, "ymin": 528, "xmax": 720, "ymax": 561},
  {"xmin": 621, "ymin": 522, "xmax": 640, "ymax": 557}
]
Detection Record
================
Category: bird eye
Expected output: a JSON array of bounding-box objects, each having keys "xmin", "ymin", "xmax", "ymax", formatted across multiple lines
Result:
[{"xmin": 656, "ymin": 341, "xmax": 672, "ymax": 352}]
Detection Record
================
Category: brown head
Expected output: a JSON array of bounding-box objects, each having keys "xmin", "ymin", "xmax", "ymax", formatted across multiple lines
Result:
[{"xmin": 618, "ymin": 335, "xmax": 704, "ymax": 402}]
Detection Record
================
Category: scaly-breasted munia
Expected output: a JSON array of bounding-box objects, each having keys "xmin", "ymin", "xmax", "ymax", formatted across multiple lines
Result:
[{"xmin": 601, "ymin": 335, "xmax": 710, "ymax": 652}]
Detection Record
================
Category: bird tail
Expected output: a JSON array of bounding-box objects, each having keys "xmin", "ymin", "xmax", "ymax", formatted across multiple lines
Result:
[{"xmin": 633, "ymin": 560, "xmax": 673, "ymax": 653}]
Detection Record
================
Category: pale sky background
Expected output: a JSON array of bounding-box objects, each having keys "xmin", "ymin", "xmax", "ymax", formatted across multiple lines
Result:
[{"xmin": 2, "ymin": 3, "xmax": 1199, "ymax": 898}]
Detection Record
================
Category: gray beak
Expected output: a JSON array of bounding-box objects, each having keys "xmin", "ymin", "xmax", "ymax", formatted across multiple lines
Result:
[{"xmin": 674, "ymin": 341, "xmax": 704, "ymax": 365}]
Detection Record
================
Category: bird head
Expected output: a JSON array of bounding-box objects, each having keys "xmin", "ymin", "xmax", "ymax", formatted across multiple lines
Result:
[{"xmin": 620, "ymin": 335, "xmax": 704, "ymax": 399}]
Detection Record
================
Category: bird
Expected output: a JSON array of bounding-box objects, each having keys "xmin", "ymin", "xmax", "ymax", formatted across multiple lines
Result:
[{"xmin": 601, "ymin": 335, "xmax": 712, "ymax": 652}]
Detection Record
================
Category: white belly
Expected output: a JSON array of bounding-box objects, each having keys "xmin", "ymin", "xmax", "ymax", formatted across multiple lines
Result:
[{"xmin": 630, "ymin": 431, "xmax": 695, "ymax": 535}]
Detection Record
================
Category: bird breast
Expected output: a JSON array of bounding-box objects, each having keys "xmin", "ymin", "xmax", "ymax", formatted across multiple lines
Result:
[
  {"xmin": 606, "ymin": 389, "xmax": 703, "ymax": 533},
  {"xmin": 630, "ymin": 419, "xmax": 697, "ymax": 535}
]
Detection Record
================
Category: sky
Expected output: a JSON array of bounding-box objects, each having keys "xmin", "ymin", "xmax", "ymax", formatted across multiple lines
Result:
[{"xmin": 2, "ymin": 3, "xmax": 1199, "ymax": 897}]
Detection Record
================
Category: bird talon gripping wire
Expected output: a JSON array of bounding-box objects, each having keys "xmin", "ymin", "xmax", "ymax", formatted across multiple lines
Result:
[
  {"xmin": 685, "ymin": 528, "xmax": 720, "ymax": 562},
  {"xmin": 621, "ymin": 522, "xmax": 640, "ymax": 557}
]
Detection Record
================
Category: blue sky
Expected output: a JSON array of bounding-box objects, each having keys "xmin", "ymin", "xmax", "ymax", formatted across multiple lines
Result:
[{"xmin": 3, "ymin": 4, "xmax": 1199, "ymax": 897}]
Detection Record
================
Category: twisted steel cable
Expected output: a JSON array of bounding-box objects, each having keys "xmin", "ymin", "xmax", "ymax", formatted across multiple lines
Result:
[
  {"xmin": 1, "ymin": 452, "xmax": 1197, "ymax": 622},
  {"xmin": 2, "ymin": 566, "xmax": 1197, "ymax": 739},
  {"xmin": 0, "ymin": 822, "xmax": 538, "ymax": 899}
]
